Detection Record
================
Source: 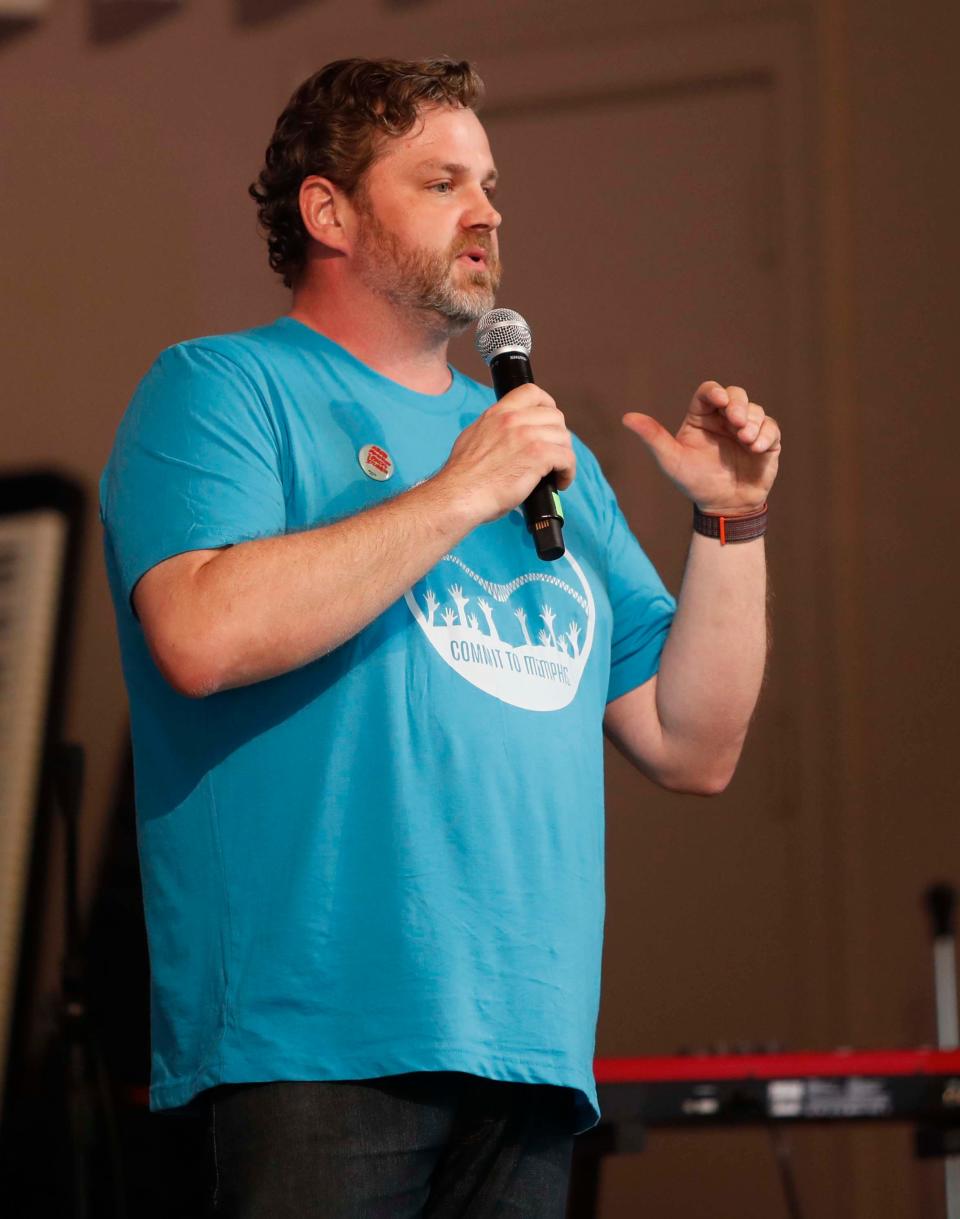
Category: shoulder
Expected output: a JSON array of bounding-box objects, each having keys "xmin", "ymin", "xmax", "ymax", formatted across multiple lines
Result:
[
  {"xmin": 115, "ymin": 326, "xmax": 288, "ymax": 456},
  {"xmin": 146, "ymin": 322, "xmax": 286, "ymax": 389},
  {"xmin": 129, "ymin": 321, "xmax": 301, "ymax": 420}
]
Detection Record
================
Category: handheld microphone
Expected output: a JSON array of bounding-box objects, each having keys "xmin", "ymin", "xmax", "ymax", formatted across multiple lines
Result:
[{"xmin": 475, "ymin": 308, "xmax": 565, "ymax": 562}]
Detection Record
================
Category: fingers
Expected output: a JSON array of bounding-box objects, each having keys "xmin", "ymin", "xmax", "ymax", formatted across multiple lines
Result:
[
  {"xmin": 725, "ymin": 393, "xmax": 761, "ymax": 440},
  {"xmin": 691, "ymin": 381, "xmax": 754, "ymax": 428},
  {"xmin": 444, "ymin": 383, "xmax": 575, "ymax": 522},
  {"xmin": 490, "ymin": 383, "xmax": 573, "ymax": 475},
  {"xmin": 747, "ymin": 415, "xmax": 781, "ymax": 454},
  {"xmin": 689, "ymin": 380, "xmax": 730, "ymax": 416},
  {"xmin": 694, "ymin": 381, "xmax": 781, "ymax": 453},
  {"xmin": 722, "ymin": 396, "xmax": 780, "ymax": 452},
  {"xmin": 489, "ymin": 382, "xmax": 560, "ymax": 417},
  {"xmin": 622, "ymin": 412, "xmax": 683, "ymax": 477},
  {"xmin": 548, "ymin": 442, "xmax": 577, "ymax": 491}
]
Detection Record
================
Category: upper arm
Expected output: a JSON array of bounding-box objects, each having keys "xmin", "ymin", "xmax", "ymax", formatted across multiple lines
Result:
[
  {"xmin": 101, "ymin": 343, "xmax": 288, "ymax": 695},
  {"xmin": 100, "ymin": 342, "xmax": 286, "ymax": 615},
  {"xmin": 572, "ymin": 441, "xmax": 675, "ymax": 705},
  {"xmin": 572, "ymin": 443, "xmax": 675, "ymax": 779},
  {"xmin": 603, "ymin": 674, "xmax": 665, "ymax": 782},
  {"xmin": 605, "ymin": 674, "xmax": 724, "ymax": 794}
]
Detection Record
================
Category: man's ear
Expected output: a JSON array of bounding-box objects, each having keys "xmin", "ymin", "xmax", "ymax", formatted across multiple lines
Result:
[{"xmin": 299, "ymin": 176, "xmax": 353, "ymax": 254}]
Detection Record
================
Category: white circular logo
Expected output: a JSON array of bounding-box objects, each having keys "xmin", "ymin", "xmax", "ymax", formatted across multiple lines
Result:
[
  {"xmin": 358, "ymin": 443, "xmax": 393, "ymax": 481},
  {"xmin": 404, "ymin": 519, "xmax": 595, "ymax": 712}
]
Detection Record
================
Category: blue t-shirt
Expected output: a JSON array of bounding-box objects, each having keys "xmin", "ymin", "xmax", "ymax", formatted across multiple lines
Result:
[{"xmin": 99, "ymin": 316, "xmax": 675, "ymax": 1133}]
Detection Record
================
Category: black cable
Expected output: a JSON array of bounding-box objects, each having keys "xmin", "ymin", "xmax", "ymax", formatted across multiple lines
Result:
[{"xmin": 769, "ymin": 1126, "xmax": 805, "ymax": 1219}]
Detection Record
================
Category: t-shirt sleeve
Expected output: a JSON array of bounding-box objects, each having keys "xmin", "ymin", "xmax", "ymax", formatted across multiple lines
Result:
[
  {"xmin": 576, "ymin": 443, "xmax": 676, "ymax": 703},
  {"xmin": 605, "ymin": 496, "xmax": 676, "ymax": 702},
  {"xmin": 100, "ymin": 343, "xmax": 286, "ymax": 609}
]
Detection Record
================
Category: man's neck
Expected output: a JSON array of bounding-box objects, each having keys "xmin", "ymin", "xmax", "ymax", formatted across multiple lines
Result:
[{"xmin": 289, "ymin": 280, "xmax": 456, "ymax": 396}]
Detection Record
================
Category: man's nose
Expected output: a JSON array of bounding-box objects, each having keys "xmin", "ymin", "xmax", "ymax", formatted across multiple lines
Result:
[{"xmin": 464, "ymin": 188, "xmax": 501, "ymax": 231}]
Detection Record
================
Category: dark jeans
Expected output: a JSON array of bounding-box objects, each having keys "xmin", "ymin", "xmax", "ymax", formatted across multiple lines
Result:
[{"xmin": 208, "ymin": 1071, "xmax": 576, "ymax": 1218}]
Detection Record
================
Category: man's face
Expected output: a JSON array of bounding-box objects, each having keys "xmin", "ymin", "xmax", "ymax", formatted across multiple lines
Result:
[{"xmin": 350, "ymin": 105, "xmax": 502, "ymax": 332}]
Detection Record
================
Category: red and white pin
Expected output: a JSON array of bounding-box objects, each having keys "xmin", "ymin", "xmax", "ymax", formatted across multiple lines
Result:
[{"xmin": 358, "ymin": 443, "xmax": 394, "ymax": 482}]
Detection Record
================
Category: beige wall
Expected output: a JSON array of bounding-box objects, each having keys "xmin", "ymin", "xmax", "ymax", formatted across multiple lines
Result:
[{"xmin": 2, "ymin": 1, "xmax": 958, "ymax": 1215}]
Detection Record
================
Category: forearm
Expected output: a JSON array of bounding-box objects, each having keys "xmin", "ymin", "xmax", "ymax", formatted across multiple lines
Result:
[
  {"xmin": 655, "ymin": 531, "xmax": 767, "ymax": 782},
  {"xmin": 160, "ymin": 472, "xmax": 474, "ymax": 695},
  {"xmin": 606, "ymin": 379, "xmax": 778, "ymax": 792},
  {"xmin": 138, "ymin": 383, "xmax": 576, "ymax": 697}
]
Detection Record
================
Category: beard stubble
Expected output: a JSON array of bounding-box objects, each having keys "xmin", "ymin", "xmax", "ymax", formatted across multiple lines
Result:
[{"xmin": 352, "ymin": 196, "xmax": 502, "ymax": 332}]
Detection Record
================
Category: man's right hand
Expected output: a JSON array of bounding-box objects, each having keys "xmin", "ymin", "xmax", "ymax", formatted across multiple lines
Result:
[
  {"xmin": 436, "ymin": 383, "xmax": 576, "ymax": 525},
  {"xmin": 132, "ymin": 384, "xmax": 575, "ymax": 698}
]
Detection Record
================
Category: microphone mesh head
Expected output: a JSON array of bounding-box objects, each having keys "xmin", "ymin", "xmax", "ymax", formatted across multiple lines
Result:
[{"xmin": 475, "ymin": 308, "xmax": 532, "ymax": 364}]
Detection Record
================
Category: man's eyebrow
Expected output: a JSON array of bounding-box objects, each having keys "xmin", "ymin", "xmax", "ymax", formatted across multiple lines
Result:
[{"xmin": 415, "ymin": 160, "xmax": 499, "ymax": 183}]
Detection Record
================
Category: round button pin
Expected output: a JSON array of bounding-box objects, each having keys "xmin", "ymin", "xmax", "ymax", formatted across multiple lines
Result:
[{"xmin": 358, "ymin": 443, "xmax": 393, "ymax": 481}]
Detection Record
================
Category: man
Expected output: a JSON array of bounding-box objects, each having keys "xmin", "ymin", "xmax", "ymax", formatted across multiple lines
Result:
[{"xmin": 100, "ymin": 57, "xmax": 779, "ymax": 1218}]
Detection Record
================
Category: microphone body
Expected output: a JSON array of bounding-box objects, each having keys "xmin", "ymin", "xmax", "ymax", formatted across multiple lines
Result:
[{"xmin": 476, "ymin": 309, "xmax": 565, "ymax": 562}]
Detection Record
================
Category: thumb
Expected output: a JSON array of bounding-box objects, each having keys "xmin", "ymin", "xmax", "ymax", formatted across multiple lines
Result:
[{"xmin": 622, "ymin": 412, "xmax": 681, "ymax": 474}]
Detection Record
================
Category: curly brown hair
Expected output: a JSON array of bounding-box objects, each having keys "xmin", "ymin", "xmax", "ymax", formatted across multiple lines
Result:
[{"xmin": 249, "ymin": 57, "xmax": 485, "ymax": 289}]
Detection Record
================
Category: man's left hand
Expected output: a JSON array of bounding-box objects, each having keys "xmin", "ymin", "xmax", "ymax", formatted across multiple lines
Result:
[{"xmin": 623, "ymin": 381, "xmax": 781, "ymax": 514}]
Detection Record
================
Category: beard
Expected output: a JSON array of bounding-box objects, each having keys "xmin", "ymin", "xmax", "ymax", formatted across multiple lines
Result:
[{"xmin": 352, "ymin": 197, "xmax": 502, "ymax": 333}]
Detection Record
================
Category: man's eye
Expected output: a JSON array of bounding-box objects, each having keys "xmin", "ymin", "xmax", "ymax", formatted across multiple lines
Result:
[{"xmin": 431, "ymin": 182, "xmax": 453, "ymax": 194}]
